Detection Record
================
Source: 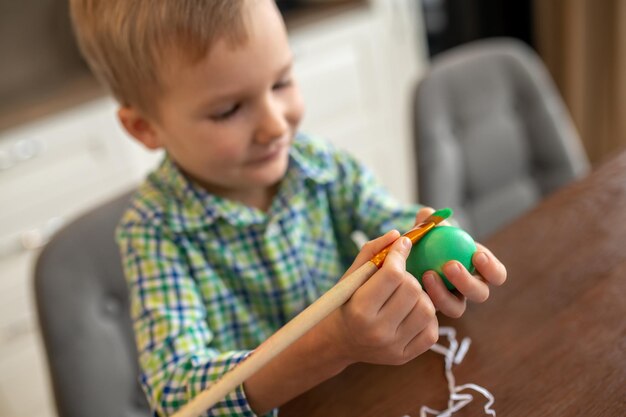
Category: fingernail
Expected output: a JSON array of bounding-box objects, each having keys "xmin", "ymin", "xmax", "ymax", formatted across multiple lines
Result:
[
  {"xmin": 443, "ymin": 262, "xmax": 461, "ymax": 276},
  {"xmin": 400, "ymin": 236, "xmax": 411, "ymax": 250},
  {"xmin": 422, "ymin": 272, "xmax": 435, "ymax": 286},
  {"xmin": 475, "ymin": 252, "xmax": 488, "ymax": 267}
]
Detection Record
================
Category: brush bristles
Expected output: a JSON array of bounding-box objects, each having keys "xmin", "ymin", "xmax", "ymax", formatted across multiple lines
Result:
[{"xmin": 431, "ymin": 207, "xmax": 453, "ymax": 221}]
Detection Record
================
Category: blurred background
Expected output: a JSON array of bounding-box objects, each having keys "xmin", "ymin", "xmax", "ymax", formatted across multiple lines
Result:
[
  {"xmin": 0, "ymin": 1, "xmax": 624, "ymax": 416},
  {"xmin": 419, "ymin": 0, "xmax": 626, "ymax": 166}
]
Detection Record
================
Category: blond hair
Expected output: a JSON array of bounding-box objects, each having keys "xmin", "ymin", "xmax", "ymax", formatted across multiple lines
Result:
[{"xmin": 70, "ymin": 0, "xmax": 249, "ymax": 116}]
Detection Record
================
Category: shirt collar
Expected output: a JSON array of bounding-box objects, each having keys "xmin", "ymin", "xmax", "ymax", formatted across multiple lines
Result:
[
  {"xmin": 288, "ymin": 132, "xmax": 337, "ymax": 185},
  {"xmin": 151, "ymin": 133, "xmax": 337, "ymax": 232}
]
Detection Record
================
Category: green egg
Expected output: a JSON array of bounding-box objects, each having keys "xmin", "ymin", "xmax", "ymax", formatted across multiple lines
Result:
[{"xmin": 406, "ymin": 226, "xmax": 477, "ymax": 291}]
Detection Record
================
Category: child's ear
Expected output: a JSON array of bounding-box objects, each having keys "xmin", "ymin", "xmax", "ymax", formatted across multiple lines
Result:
[{"xmin": 117, "ymin": 106, "xmax": 163, "ymax": 150}]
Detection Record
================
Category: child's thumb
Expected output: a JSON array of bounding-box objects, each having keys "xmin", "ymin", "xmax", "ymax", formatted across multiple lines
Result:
[
  {"xmin": 382, "ymin": 235, "xmax": 412, "ymax": 268},
  {"xmin": 414, "ymin": 207, "xmax": 435, "ymax": 225},
  {"xmin": 342, "ymin": 229, "xmax": 400, "ymax": 277}
]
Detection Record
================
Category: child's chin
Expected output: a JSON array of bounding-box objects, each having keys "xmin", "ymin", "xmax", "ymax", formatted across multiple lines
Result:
[
  {"xmin": 261, "ymin": 153, "xmax": 289, "ymax": 181},
  {"xmin": 243, "ymin": 144, "xmax": 289, "ymax": 184},
  {"xmin": 260, "ymin": 162, "xmax": 289, "ymax": 186}
]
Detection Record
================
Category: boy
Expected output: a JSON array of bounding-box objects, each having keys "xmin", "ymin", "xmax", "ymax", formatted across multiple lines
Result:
[{"xmin": 70, "ymin": 1, "xmax": 506, "ymax": 416}]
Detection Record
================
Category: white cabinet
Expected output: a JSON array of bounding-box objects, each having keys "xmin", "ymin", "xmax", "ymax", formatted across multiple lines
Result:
[
  {"xmin": 293, "ymin": 0, "xmax": 427, "ymax": 203},
  {"xmin": 0, "ymin": 313, "xmax": 55, "ymax": 417},
  {"xmin": 0, "ymin": 2, "xmax": 426, "ymax": 416},
  {"xmin": 0, "ymin": 98, "xmax": 148, "ymax": 417}
]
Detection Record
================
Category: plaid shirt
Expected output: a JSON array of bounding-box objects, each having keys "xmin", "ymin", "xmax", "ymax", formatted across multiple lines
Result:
[{"xmin": 116, "ymin": 133, "xmax": 420, "ymax": 416}]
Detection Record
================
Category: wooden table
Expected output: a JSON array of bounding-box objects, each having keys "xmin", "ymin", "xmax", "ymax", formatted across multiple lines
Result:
[{"xmin": 281, "ymin": 150, "xmax": 626, "ymax": 416}]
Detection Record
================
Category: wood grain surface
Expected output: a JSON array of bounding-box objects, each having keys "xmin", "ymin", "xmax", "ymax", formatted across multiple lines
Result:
[{"xmin": 280, "ymin": 150, "xmax": 626, "ymax": 416}]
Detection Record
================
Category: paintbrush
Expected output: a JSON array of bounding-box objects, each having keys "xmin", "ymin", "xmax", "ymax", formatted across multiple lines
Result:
[{"xmin": 172, "ymin": 208, "xmax": 453, "ymax": 417}]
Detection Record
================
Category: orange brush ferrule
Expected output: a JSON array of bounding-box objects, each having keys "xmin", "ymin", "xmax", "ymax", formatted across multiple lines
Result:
[{"xmin": 370, "ymin": 208, "xmax": 452, "ymax": 268}]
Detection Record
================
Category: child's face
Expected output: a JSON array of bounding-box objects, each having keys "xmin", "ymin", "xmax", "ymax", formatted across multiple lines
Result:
[{"xmin": 144, "ymin": 0, "xmax": 304, "ymax": 202}]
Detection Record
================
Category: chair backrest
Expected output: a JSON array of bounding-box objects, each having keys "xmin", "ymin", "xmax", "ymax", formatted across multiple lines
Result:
[
  {"xmin": 34, "ymin": 192, "xmax": 151, "ymax": 417},
  {"xmin": 414, "ymin": 38, "xmax": 590, "ymax": 239}
]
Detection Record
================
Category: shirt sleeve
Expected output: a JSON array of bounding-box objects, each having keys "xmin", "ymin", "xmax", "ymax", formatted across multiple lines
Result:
[
  {"xmin": 328, "ymin": 146, "xmax": 423, "ymax": 243},
  {"xmin": 117, "ymin": 222, "xmax": 274, "ymax": 417}
]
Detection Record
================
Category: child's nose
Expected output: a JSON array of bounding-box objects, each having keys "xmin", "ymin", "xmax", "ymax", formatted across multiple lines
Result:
[{"xmin": 255, "ymin": 96, "xmax": 289, "ymax": 144}]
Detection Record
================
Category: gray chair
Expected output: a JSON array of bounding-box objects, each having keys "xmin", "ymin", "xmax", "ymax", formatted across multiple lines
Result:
[
  {"xmin": 414, "ymin": 38, "xmax": 590, "ymax": 240},
  {"xmin": 34, "ymin": 192, "xmax": 152, "ymax": 417}
]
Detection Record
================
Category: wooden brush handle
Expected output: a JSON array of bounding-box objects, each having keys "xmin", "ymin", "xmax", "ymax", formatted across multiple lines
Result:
[{"xmin": 171, "ymin": 261, "xmax": 379, "ymax": 417}]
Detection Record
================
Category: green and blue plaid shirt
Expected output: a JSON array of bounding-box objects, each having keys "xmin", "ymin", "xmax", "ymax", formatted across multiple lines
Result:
[{"xmin": 116, "ymin": 133, "xmax": 420, "ymax": 416}]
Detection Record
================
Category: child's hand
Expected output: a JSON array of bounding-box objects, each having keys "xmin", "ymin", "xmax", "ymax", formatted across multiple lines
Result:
[
  {"xmin": 321, "ymin": 230, "xmax": 439, "ymax": 367},
  {"xmin": 414, "ymin": 207, "xmax": 508, "ymax": 318}
]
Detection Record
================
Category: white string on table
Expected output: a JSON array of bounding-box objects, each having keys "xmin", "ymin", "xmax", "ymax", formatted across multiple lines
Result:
[{"xmin": 402, "ymin": 326, "xmax": 496, "ymax": 417}]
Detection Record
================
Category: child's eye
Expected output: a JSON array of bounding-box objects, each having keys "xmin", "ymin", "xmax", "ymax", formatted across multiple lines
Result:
[
  {"xmin": 210, "ymin": 104, "xmax": 240, "ymax": 121},
  {"xmin": 273, "ymin": 78, "xmax": 292, "ymax": 90}
]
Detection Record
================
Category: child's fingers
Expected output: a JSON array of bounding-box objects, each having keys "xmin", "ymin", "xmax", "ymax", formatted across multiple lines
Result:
[
  {"xmin": 473, "ymin": 244, "xmax": 507, "ymax": 286},
  {"xmin": 442, "ymin": 261, "xmax": 490, "ymax": 303},
  {"xmin": 414, "ymin": 206, "xmax": 452, "ymax": 227},
  {"xmin": 342, "ymin": 229, "xmax": 401, "ymax": 277},
  {"xmin": 414, "ymin": 207, "xmax": 435, "ymax": 225},
  {"xmin": 395, "ymin": 288, "xmax": 437, "ymax": 341},
  {"xmin": 401, "ymin": 318, "xmax": 440, "ymax": 363},
  {"xmin": 378, "ymin": 271, "xmax": 424, "ymax": 325},
  {"xmin": 422, "ymin": 272, "xmax": 467, "ymax": 318},
  {"xmin": 352, "ymin": 236, "xmax": 412, "ymax": 314}
]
